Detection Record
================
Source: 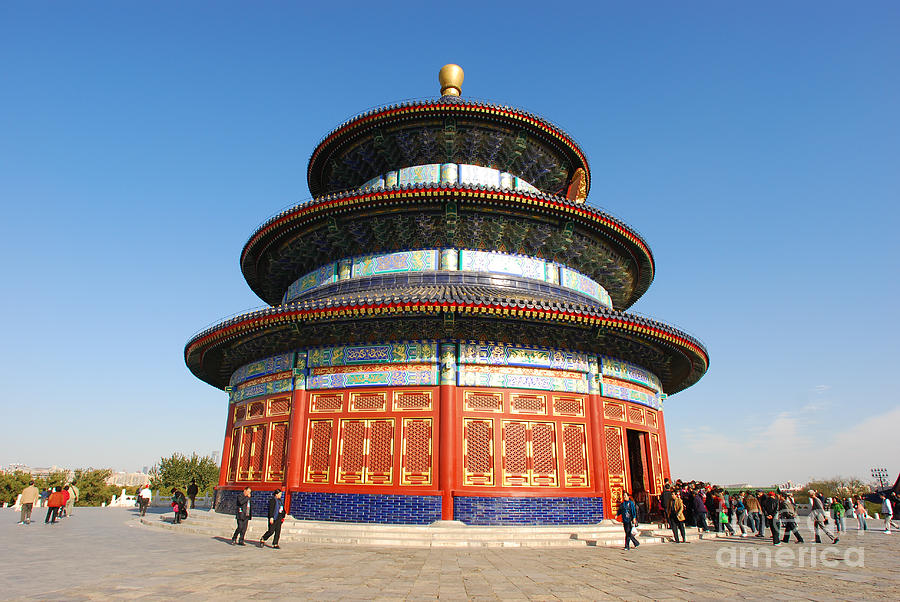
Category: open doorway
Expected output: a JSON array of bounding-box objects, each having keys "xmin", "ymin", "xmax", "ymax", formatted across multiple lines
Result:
[{"xmin": 626, "ymin": 429, "xmax": 652, "ymax": 521}]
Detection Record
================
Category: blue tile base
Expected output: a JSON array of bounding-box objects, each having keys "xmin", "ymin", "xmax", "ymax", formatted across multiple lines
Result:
[
  {"xmin": 453, "ymin": 496, "xmax": 604, "ymax": 525},
  {"xmin": 214, "ymin": 488, "xmax": 276, "ymax": 518},
  {"xmin": 289, "ymin": 492, "xmax": 441, "ymax": 524}
]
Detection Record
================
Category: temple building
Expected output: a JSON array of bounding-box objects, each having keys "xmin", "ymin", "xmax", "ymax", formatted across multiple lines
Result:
[{"xmin": 185, "ymin": 65, "xmax": 709, "ymax": 524}]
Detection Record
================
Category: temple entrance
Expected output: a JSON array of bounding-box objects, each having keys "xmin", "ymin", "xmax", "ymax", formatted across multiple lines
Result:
[{"xmin": 626, "ymin": 429, "xmax": 652, "ymax": 521}]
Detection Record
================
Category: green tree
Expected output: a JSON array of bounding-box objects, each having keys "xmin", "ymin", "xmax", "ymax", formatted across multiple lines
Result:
[
  {"xmin": 0, "ymin": 471, "xmax": 32, "ymax": 505},
  {"xmin": 149, "ymin": 453, "xmax": 219, "ymax": 495},
  {"xmin": 797, "ymin": 476, "xmax": 871, "ymax": 504},
  {"xmin": 72, "ymin": 469, "xmax": 120, "ymax": 506}
]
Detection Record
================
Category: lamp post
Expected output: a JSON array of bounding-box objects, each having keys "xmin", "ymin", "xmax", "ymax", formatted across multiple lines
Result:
[{"xmin": 871, "ymin": 467, "xmax": 888, "ymax": 490}]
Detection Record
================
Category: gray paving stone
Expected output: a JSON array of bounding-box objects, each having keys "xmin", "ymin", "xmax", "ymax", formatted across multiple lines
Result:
[{"xmin": 2, "ymin": 507, "xmax": 899, "ymax": 600}]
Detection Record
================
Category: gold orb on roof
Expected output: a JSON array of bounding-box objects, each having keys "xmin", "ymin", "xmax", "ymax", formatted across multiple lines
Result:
[{"xmin": 439, "ymin": 64, "xmax": 464, "ymax": 96}]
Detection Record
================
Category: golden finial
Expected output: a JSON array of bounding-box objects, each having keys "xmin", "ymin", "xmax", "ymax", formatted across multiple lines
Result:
[{"xmin": 439, "ymin": 64, "xmax": 464, "ymax": 96}]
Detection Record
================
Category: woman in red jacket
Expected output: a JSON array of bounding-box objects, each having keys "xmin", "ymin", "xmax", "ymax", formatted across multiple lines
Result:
[{"xmin": 45, "ymin": 487, "xmax": 64, "ymax": 524}]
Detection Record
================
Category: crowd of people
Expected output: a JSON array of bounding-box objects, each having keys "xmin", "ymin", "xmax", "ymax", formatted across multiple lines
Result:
[
  {"xmin": 616, "ymin": 478, "xmax": 900, "ymax": 550},
  {"xmin": 15, "ymin": 480, "xmax": 80, "ymax": 525}
]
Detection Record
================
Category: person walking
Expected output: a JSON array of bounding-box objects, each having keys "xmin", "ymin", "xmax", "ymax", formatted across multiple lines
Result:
[
  {"xmin": 855, "ymin": 497, "xmax": 868, "ymax": 531},
  {"xmin": 65, "ymin": 482, "xmax": 79, "ymax": 517},
  {"xmin": 669, "ymin": 491, "xmax": 687, "ymax": 543},
  {"xmin": 45, "ymin": 487, "xmax": 64, "ymax": 524},
  {"xmin": 259, "ymin": 489, "xmax": 286, "ymax": 549},
  {"xmin": 59, "ymin": 486, "xmax": 71, "ymax": 519},
  {"xmin": 733, "ymin": 493, "xmax": 747, "ymax": 536},
  {"xmin": 830, "ymin": 498, "xmax": 845, "ymax": 533},
  {"xmin": 763, "ymin": 492, "xmax": 781, "ymax": 545},
  {"xmin": 187, "ymin": 480, "xmax": 199, "ymax": 509},
  {"xmin": 744, "ymin": 492, "xmax": 763, "ymax": 537},
  {"xmin": 617, "ymin": 492, "xmax": 641, "ymax": 550},
  {"xmin": 232, "ymin": 486, "xmax": 252, "ymax": 546},
  {"xmin": 138, "ymin": 484, "xmax": 152, "ymax": 517},
  {"xmin": 809, "ymin": 490, "xmax": 838, "ymax": 544},
  {"xmin": 18, "ymin": 481, "xmax": 40, "ymax": 525},
  {"xmin": 779, "ymin": 494, "xmax": 804, "ymax": 544},
  {"xmin": 880, "ymin": 494, "xmax": 893, "ymax": 534}
]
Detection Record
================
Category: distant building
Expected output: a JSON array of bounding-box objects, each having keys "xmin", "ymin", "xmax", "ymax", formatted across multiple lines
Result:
[{"xmin": 107, "ymin": 472, "xmax": 151, "ymax": 487}]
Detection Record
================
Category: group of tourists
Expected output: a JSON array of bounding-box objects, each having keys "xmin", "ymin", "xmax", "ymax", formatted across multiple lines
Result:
[
  {"xmin": 620, "ymin": 478, "xmax": 900, "ymax": 550},
  {"xmin": 16, "ymin": 480, "xmax": 79, "ymax": 525},
  {"xmin": 231, "ymin": 486, "xmax": 286, "ymax": 549}
]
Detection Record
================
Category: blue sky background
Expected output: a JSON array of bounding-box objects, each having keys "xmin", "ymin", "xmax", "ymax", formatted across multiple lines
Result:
[{"xmin": 1, "ymin": 1, "xmax": 897, "ymax": 485}]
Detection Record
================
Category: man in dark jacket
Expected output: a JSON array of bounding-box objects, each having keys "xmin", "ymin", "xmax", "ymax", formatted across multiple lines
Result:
[
  {"xmin": 187, "ymin": 480, "xmax": 199, "ymax": 509},
  {"xmin": 693, "ymin": 489, "xmax": 708, "ymax": 537},
  {"xmin": 259, "ymin": 489, "xmax": 286, "ymax": 549},
  {"xmin": 231, "ymin": 486, "xmax": 252, "ymax": 546},
  {"xmin": 763, "ymin": 492, "xmax": 781, "ymax": 545}
]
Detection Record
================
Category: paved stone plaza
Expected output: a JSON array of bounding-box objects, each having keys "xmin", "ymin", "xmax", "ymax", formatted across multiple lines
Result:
[{"xmin": 1, "ymin": 507, "xmax": 897, "ymax": 600}]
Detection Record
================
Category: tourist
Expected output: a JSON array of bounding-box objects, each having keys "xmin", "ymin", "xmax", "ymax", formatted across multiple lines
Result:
[
  {"xmin": 830, "ymin": 498, "xmax": 845, "ymax": 533},
  {"xmin": 661, "ymin": 483, "xmax": 674, "ymax": 532},
  {"xmin": 733, "ymin": 493, "xmax": 747, "ymax": 536},
  {"xmin": 39, "ymin": 487, "xmax": 50, "ymax": 508},
  {"xmin": 259, "ymin": 489, "xmax": 286, "ymax": 549},
  {"xmin": 669, "ymin": 490, "xmax": 687, "ymax": 543},
  {"xmin": 617, "ymin": 492, "xmax": 640, "ymax": 550},
  {"xmin": 744, "ymin": 492, "xmax": 763, "ymax": 537},
  {"xmin": 891, "ymin": 493, "xmax": 900, "ymax": 530},
  {"xmin": 705, "ymin": 488, "xmax": 718, "ymax": 533},
  {"xmin": 232, "ymin": 486, "xmax": 252, "ymax": 546},
  {"xmin": 187, "ymin": 480, "xmax": 199, "ymax": 509},
  {"xmin": 717, "ymin": 493, "xmax": 735, "ymax": 536},
  {"xmin": 45, "ymin": 487, "xmax": 64, "ymax": 524},
  {"xmin": 809, "ymin": 489, "xmax": 838, "ymax": 544},
  {"xmin": 693, "ymin": 488, "xmax": 708, "ymax": 538},
  {"xmin": 763, "ymin": 492, "xmax": 780, "ymax": 545},
  {"xmin": 138, "ymin": 484, "xmax": 152, "ymax": 517},
  {"xmin": 779, "ymin": 493, "xmax": 804, "ymax": 544},
  {"xmin": 18, "ymin": 480, "xmax": 40, "ymax": 525},
  {"xmin": 65, "ymin": 482, "xmax": 79, "ymax": 517},
  {"xmin": 880, "ymin": 494, "xmax": 892, "ymax": 534},
  {"xmin": 855, "ymin": 497, "xmax": 868, "ymax": 531},
  {"xmin": 59, "ymin": 485, "xmax": 71, "ymax": 518},
  {"xmin": 171, "ymin": 488, "xmax": 187, "ymax": 524}
]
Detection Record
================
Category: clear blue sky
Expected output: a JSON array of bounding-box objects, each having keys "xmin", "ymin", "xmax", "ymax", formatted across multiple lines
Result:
[{"xmin": 2, "ymin": 1, "xmax": 897, "ymax": 485}]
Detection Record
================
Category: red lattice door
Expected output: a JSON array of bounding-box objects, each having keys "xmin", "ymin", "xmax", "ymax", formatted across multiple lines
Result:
[{"xmin": 266, "ymin": 421, "xmax": 289, "ymax": 482}]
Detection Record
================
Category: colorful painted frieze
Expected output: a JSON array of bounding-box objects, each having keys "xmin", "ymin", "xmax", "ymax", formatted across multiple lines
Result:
[
  {"xmin": 458, "ymin": 342, "xmax": 591, "ymax": 372},
  {"xmin": 308, "ymin": 341, "xmax": 438, "ymax": 368},
  {"xmin": 600, "ymin": 380, "xmax": 661, "ymax": 409},
  {"xmin": 560, "ymin": 267, "xmax": 613, "ymax": 308},
  {"xmin": 599, "ymin": 356, "xmax": 662, "ymax": 393},
  {"xmin": 307, "ymin": 363, "xmax": 438, "ymax": 389},
  {"xmin": 459, "ymin": 250, "xmax": 546, "ymax": 280},
  {"xmin": 459, "ymin": 164, "xmax": 500, "ymax": 188},
  {"xmin": 440, "ymin": 163, "xmax": 458, "ymax": 184},
  {"xmin": 458, "ymin": 364, "xmax": 589, "ymax": 393},
  {"xmin": 229, "ymin": 352, "xmax": 295, "ymax": 387},
  {"xmin": 351, "ymin": 249, "xmax": 439, "ymax": 277},
  {"xmin": 229, "ymin": 375, "xmax": 294, "ymax": 403},
  {"xmin": 398, "ymin": 164, "xmax": 440, "ymax": 187},
  {"xmin": 284, "ymin": 262, "xmax": 338, "ymax": 302}
]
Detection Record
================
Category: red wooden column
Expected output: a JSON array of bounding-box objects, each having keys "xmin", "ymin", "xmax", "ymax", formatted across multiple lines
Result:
[
  {"xmin": 218, "ymin": 397, "xmax": 235, "ymax": 487},
  {"xmin": 657, "ymin": 408, "xmax": 672, "ymax": 480},
  {"xmin": 587, "ymin": 356, "xmax": 608, "ymax": 515},
  {"xmin": 438, "ymin": 342, "xmax": 458, "ymax": 520},
  {"xmin": 283, "ymin": 352, "xmax": 309, "ymax": 514}
]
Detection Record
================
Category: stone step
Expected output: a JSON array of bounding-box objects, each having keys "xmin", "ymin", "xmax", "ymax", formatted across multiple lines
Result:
[{"xmin": 141, "ymin": 514, "xmax": 666, "ymax": 548}]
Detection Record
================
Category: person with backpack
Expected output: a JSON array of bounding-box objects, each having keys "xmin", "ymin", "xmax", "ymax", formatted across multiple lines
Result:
[{"xmin": 617, "ymin": 492, "xmax": 640, "ymax": 550}]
